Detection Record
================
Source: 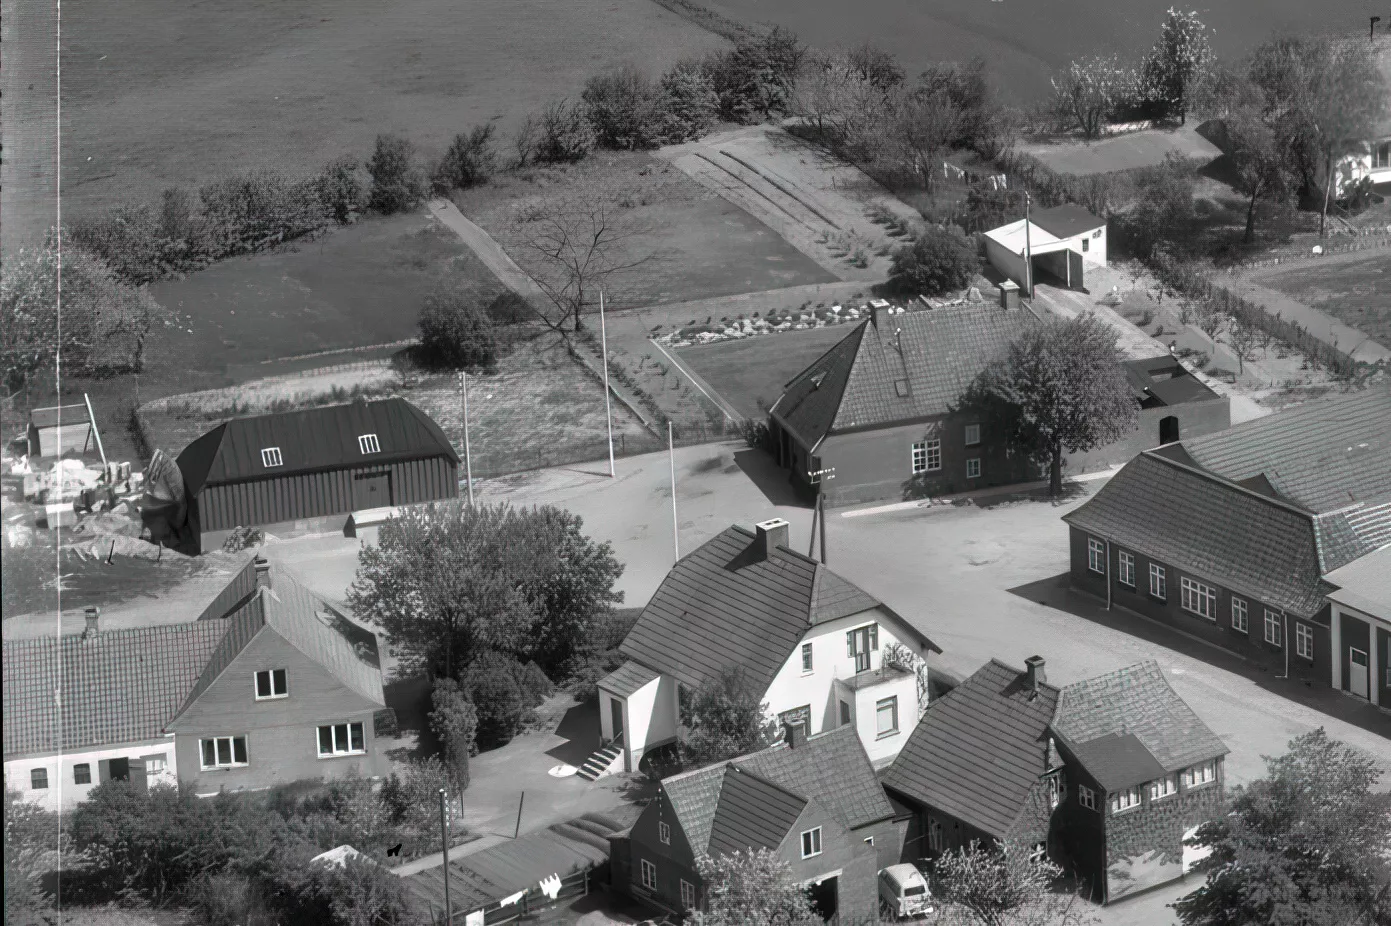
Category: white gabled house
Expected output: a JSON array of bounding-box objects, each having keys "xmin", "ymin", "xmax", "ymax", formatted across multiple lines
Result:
[{"xmin": 587, "ymin": 519, "xmax": 940, "ymax": 779}]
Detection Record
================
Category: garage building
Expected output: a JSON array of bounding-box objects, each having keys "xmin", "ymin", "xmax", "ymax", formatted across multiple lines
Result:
[
  {"xmin": 176, "ymin": 398, "xmax": 459, "ymax": 552},
  {"xmin": 983, "ymin": 205, "xmax": 1107, "ymax": 293}
]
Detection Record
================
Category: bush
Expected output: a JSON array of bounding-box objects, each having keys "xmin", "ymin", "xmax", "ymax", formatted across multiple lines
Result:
[
  {"xmin": 484, "ymin": 290, "xmax": 535, "ymax": 326},
  {"xmin": 417, "ymin": 287, "xmax": 499, "ymax": 371},
  {"xmin": 655, "ymin": 59, "xmax": 720, "ymax": 143},
  {"xmin": 186, "ymin": 871, "xmax": 271, "ymax": 926},
  {"xmin": 679, "ymin": 666, "xmax": 778, "ymax": 767},
  {"xmin": 315, "ymin": 157, "xmax": 368, "ymax": 224},
  {"xmin": 429, "ymin": 678, "xmax": 478, "ymax": 791},
  {"xmin": 583, "ymin": 66, "xmax": 664, "ymax": 150},
  {"xmin": 198, "ymin": 170, "xmax": 331, "ymax": 255},
  {"xmin": 534, "ymin": 99, "xmax": 595, "ymax": 164},
  {"xmin": 705, "ymin": 27, "xmax": 804, "ymax": 123},
  {"xmin": 433, "ymin": 125, "xmax": 498, "ymax": 193},
  {"xmin": 884, "ymin": 226, "xmax": 981, "ymax": 296},
  {"xmin": 366, "ymin": 134, "xmax": 428, "ymax": 213},
  {"xmin": 462, "ymin": 653, "xmax": 550, "ymax": 748},
  {"xmin": 739, "ymin": 418, "xmax": 777, "ymax": 456}
]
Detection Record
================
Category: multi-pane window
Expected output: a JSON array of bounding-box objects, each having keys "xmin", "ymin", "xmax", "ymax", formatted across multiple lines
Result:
[
  {"xmin": 966, "ymin": 458, "xmax": 981, "ymax": 479},
  {"xmin": 640, "ymin": 859, "xmax": 657, "ymax": 890},
  {"xmin": 1295, "ymin": 623, "xmax": 1314, "ymax": 660},
  {"xmin": 911, "ymin": 440, "xmax": 941, "ymax": 474},
  {"xmin": 1149, "ymin": 564, "xmax": 1167, "ymax": 600},
  {"xmin": 876, "ymin": 696, "xmax": 899, "ymax": 737},
  {"xmin": 30, "ymin": 768, "xmax": 48, "ymax": 790},
  {"xmin": 847, "ymin": 623, "xmax": 878, "ymax": 673},
  {"xmin": 74, "ymin": 763, "xmax": 91, "ymax": 784},
  {"xmin": 964, "ymin": 423, "xmax": 981, "ymax": 446},
  {"xmin": 1180, "ymin": 577, "xmax": 1217, "ymax": 620},
  {"xmin": 680, "ymin": 879, "xmax": 696, "ymax": 910},
  {"xmin": 1231, "ymin": 597, "xmax": 1248, "ymax": 633},
  {"xmin": 1078, "ymin": 785, "xmax": 1097, "ymax": 811},
  {"xmin": 801, "ymin": 642, "xmax": 814, "ymax": 673},
  {"xmin": 801, "ymin": 827, "xmax": 823, "ymax": 858},
  {"xmin": 317, "ymin": 722, "xmax": 366, "ymax": 757},
  {"xmin": 658, "ymin": 821, "xmax": 671, "ymax": 845},
  {"xmin": 1149, "ymin": 774, "xmax": 1177, "ymax": 801},
  {"xmin": 201, "ymin": 736, "xmax": 249, "ymax": 769},
  {"xmin": 146, "ymin": 755, "xmax": 168, "ymax": 776},
  {"xmin": 1118, "ymin": 551, "xmax": 1135, "ymax": 587},
  {"xmin": 255, "ymin": 668, "xmax": 288, "ymax": 700},
  {"xmin": 260, "ymin": 447, "xmax": 283, "ymax": 468},
  {"xmin": 358, "ymin": 433, "xmax": 381, "ymax": 454},
  {"xmin": 1184, "ymin": 760, "xmax": 1217, "ymax": 788},
  {"xmin": 1110, "ymin": 787, "xmax": 1141, "ymax": 813},
  {"xmin": 1088, "ymin": 538, "xmax": 1106, "ymax": 574},
  {"xmin": 1264, "ymin": 610, "xmax": 1282, "ymax": 647}
]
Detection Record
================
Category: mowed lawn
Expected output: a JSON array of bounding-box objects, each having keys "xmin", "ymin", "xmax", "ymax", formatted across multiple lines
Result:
[
  {"xmin": 677, "ymin": 325, "xmax": 852, "ymax": 417},
  {"xmin": 42, "ymin": 0, "xmax": 726, "ymax": 235},
  {"xmin": 1259, "ymin": 254, "xmax": 1391, "ymax": 348}
]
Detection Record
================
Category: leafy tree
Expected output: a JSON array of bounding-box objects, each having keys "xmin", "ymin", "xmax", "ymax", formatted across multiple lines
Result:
[
  {"xmin": 429, "ymin": 677, "xmax": 478, "ymax": 790},
  {"xmin": 583, "ymin": 66, "xmax": 663, "ymax": 150},
  {"xmin": 793, "ymin": 50, "xmax": 894, "ymax": 155},
  {"xmin": 917, "ymin": 57, "xmax": 1004, "ymax": 156},
  {"xmin": 462, "ymin": 652, "xmax": 552, "ymax": 747},
  {"xmin": 1225, "ymin": 108, "xmax": 1296, "ymax": 243},
  {"xmin": 1140, "ymin": 7, "xmax": 1215, "ymax": 124},
  {"xmin": 846, "ymin": 40, "xmax": 906, "ymax": 91},
  {"xmin": 1119, "ymin": 153, "xmax": 1196, "ymax": 260},
  {"xmin": 432, "ymin": 124, "xmax": 498, "ymax": 192},
  {"xmin": 885, "ymin": 226, "xmax": 981, "ymax": 296},
  {"xmin": 1052, "ymin": 55, "xmax": 1138, "ymax": 139},
  {"xmin": 366, "ymin": 134, "xmax": 428, "ymax": 213},
  {"xmin": 690, "ymin": 848, "xmax": 821, "ymax": 926},
  {"xmin": 679, "ymin": 666, "xmax": 778, "ymax": 767},
  {"xmin": 4, "ymin": 790, "xmax": 57, "ymax": 925},
  {"xmin": 933, "ymin": 840, "xmax": 1096, "ymax": 926},
  {"xmin": 416, "ymin": 285, "xmax": 499, "ymax": 371},
  {"xmin": 706, "ymin": 27, "xmax": 805, "ymax": 123},
  {"xmin": 962, "ymin": 315, "xmax": 1137, "ymax": 496},
  {"xmin": 655, "ymin": 59, "xmax": 721, "ymax": 144},
  {"xmin": 893, "ymin": 85, "xmax": 962, "ymax": 191},
  {"xmin": 1174, "ymin": 729, "xmax": 1391, "ymax": 926},
  {"xmin": 534, "ymin": 99, "xmax": 596, "ymax": 164},
  {"xmin": 315, "ymin": 156, "xmax": 368, "ymax": 224}
]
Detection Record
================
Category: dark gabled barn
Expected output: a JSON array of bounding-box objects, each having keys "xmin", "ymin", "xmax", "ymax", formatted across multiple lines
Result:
[{"xmin": 175, "ymin": 398, "xmax": 458, "ymax": 552}]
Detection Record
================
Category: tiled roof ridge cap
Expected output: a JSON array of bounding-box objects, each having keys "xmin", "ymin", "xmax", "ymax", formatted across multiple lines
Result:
[{"xmin": 1139, "ymin": 449, "xmax": 1318, "ymax": 518}]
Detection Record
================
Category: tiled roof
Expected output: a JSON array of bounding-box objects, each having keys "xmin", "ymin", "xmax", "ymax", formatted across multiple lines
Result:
[
  {"xmin": 1030, "ymin": 204, "xmax": 1104, "ymax": 239},
  {"xmin": 707, "ymin": 767, "xmax": 808, "ymax": 855},
  {"xmin": 3, "ymin": 621, "xmax": 229, "ymax": 759},
  {"xmin": 731, "ymin": 725, "xmax": 895, "ymax": 830},
  {"xmin": 29, "ymin": 404, "xmax": 90, "ymax": 429},
  {"xmin": 1315, "ymin": 502, "xmax": 1391, "ymax": 574},
  {"xmin": 1122, "ymin": 357, "xmax": 1218, "ymax": 407},
  {"xmin": 770, "ymin": 322, "xmax": 867, "ymax": 450},
  {"xmin": 1053, "ymin": 661, "xmax": 1227, "ymax": 779},
  {"xmin": 664, "ymin": 764, "xmax": 727, "ymax": 856},
  {"xmin": 1176, "ymin": 389, "xmax": 1391, "ymax": 513},
  {"xmin": 1066, "ymin": 732, "xmax": 1168, "ymax": 792},
  {"xmin": 1063, "ymin": 453, "xmax": 1333, "ymax": 617},
  {"xmin": 881, "ymin": 660, "xmax": 1059, "ymax": 840},
  {"xmin": 1325, "ymin": 544, "xmax": 1391, "ymax": 620},
  {"xmin": 597, "ymin": 661, "xmax": 660, "ymax": 699}
]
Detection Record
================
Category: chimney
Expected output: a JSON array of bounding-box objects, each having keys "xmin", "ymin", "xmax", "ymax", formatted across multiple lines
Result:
[
  {"xmin": 782, "ymin": 719, "xmax": 807, "ymax": 748},
  {"xmin": 83, "ymin": 606, "xmax": 100, "ymax": 638},
  {"xmin": 999, "ymin": 280, "xmax": 1020, "ymax": 311},
  {"xmin": 254, "ymin": 555, "xmax": 272, "ymax": 589},
  {"xmin": 869, "ymin": 299, "xmax": 894, "ymax": 331},
  {"xmin": 1025, "ymin": 655, "xmax": 1046, "ymax": 693},
  {"xmin": 754, "ymin": 518, "xmax": 790, "ymax": 560}
]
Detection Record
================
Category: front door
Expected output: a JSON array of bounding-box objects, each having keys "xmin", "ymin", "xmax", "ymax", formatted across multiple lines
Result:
[
  {"xmin": 352, "ymin": 471, "xmax": 391, "ymax": 510},
  {"xmin": 807, "ymin": 875, "xmax": 838, "ymax": 922},
  {"xmin": 610, "ymin": 697, "xmax": 624, "ymax": 743},
  {"xmin": 1349, "ymin": 648, "xmax": 1370, "ymax": 699}
]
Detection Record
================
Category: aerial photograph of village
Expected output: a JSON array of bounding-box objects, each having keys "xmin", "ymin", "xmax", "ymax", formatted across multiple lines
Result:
[{"xmin": 2, "ymin": 0, "xmax": 1389, "ymax": 923}]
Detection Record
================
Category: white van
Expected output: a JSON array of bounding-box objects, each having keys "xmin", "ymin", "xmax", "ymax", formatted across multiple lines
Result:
[{"xmin": 878, "ymin": 863, "xmax": 936, "ymax": 920}]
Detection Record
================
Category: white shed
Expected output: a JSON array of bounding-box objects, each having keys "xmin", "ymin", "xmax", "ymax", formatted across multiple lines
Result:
[{"xmin": 983, "ymin": 205, "xmax": 1106, "ymax": 293}]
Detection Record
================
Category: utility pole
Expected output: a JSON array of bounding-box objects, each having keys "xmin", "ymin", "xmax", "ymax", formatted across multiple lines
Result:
[
  {"xmin": 600, "ymin": 292, "xmax": 615, "ymax": 478},
  {"xmin": 669, "ymin": 422, "xmax": 679, "ymax": 562},
  {"xmin": 1023, "ymin": 191, "xmax": 1033, "ymax": 299},
  {"xmin": 439, "ymin": 788, "xmax": 452, "ymax": 923},
  {"xmin": 818, "ymin": 492, "xmax": 827, "ymax": 566},
  {"xmin": 458, "ymin": 371, "xmax": 474, "ymax": 506},
  {"xmin": 806, "ymin": 466, "xmax": 835, "ymax": 564}
]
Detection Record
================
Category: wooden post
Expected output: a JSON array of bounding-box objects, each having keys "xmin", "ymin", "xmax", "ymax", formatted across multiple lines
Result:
[
  {"xmin": 669, "ymin": 422, "xmax": 679, "ymax": 562},
  {"xmin": 515, "ymin": 791, "xmax": 525, "ymax": 839},
  {"xmin": 600, "ymin": 292, "xmax": 615, "ymax": 478},
  {"xmin": 807, "ymin": 498, "xmax": 819, "ymax": 558},
  {"xmin": 440, "ymin": 789, "xmax": 452, "ymax": 923},
  {"xmin": 818, "ymin": 492, "xmax": 827, "ymax": 566},
  {"xmin": 84, "ymin": 393, "xmax": 106, "ymax": 470},
  {"xmin": 1023, "ymin": 192, "xmax": 1033, "ymax": 298}
]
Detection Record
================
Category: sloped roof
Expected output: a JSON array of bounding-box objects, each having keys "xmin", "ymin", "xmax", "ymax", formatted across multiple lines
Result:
[
  {"xmin": 664, "ymin": 764, "xmax": 728, "ymax": 856},
  {"xmin": 176, "ymin": 397, "xmax": 458, "ymax": 494},
  {"xmin": 982, "ymin": 218, "xmax": 1064, "ymax": 256},
  {"xmin": 620, "ymin": 525, "xmax": 933, "ymax": 694},
  {"xmin": 597, "ymin": 661, "xmax": 660, "ymax": 699},
  {"xmin": 3, "ymin": 622, "xmax": 229, "ymax": 759},
  {"xmin": 881, "ymin": 660, "xmax": 1059, "ymax": 840},
  {"xmin": 29, "ymin": 404, "xmax": 91, "ymax": 430},
  {"xmin": 707, "ymin": 767, "xmax": 808, "ymax": 855},
  {"xmin": 730, "ymin": 725, "xmax": 895, "ymax": 830},
  {"xmin": 1066, "ymin": 732, "xmax": 1168, "ymax": 792},
  {"xmin": 1324, "ymin": 544, "xmax": 1391, "ymax": 620},
  {"xmin": 1063, "ymin": 453, "xmax": 1333, "ymax": 617},
  {"xmin": 769, "ymin": 322, "xmax": 867, "ymax": 450},
  {"xmin": 1175, "ymin": 389, "xmax": 1391, "ymax": 514},
  {"xmin": 1053, "ymin": 661, "xmax": 1227, "ymax": 785},
  {"xmin": 1030, "ymin": 204, "xmax": 1105, "ymax": 239}
]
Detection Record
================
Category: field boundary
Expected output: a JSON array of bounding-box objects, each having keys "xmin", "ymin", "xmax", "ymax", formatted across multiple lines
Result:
[
  {"xmin": 641, "ymin": 0, "xmax": 760, "ymax": 42},
  {"xmin": 649, "ymin": 338, "xmax": 745, "ymax": 423}
]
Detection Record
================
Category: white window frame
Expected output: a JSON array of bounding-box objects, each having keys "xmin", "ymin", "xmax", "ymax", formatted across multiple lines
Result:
[
  {"xmin": 1149, "ymin": 774, "xmax": 1177, "ymax": 801},
  {"xmin": 201, "ymin": 735, "xmax": 249, "ymax": 770},
  {"xmin": 876, "ymin": 696, "xmax": 899, "ymax": 738},
  {"xmin": 1180, "ymin": 577, "xmax": 1217, "ymax": 621},
  {"xmin": 640, "ymin": 858, "xmax": 657, "ymax": 890},
  {"xmin": 801, "ymin": 827, "xmax": 823, "ymax": 859},
  {"xmin": 864, "ymin": 836, "xmax": 875, "ymax": 846},
  {"xmin": 1088, "ymin": 538, "xmax": 1106, "ymax": 574},
  {"xmin": 254, "ymin": 668, "xmax": 288, "ymax": 700},
  {"xmin": 801, "ymin": 641, "xmax": 814, "ymax": 674},
  {"xmin": 964, "ymin": 423, "xmax": 981, "ymax": 446},
  {"xmin": 317, "ymin": 722, "xmax": 366, "ymax": 758},
  {"xmin": 847, "ymin": 623, "xmax": 878, "ymax": 673},
  {"xmin": 1078, "ymin": 784, "xmax": 1097, "ymax": 811},
  {"xmin": 145, "ymin": 754, "xmax": 168, "ymax": 776},
  {"xmin": 260, "ymin": 446, "xmax": 283, "ymax": 468},
  {"xmin": 1109, "ymin": 787, "xmax": 1141, "ymax": 814},
  {"xmin": 73, "ymin": 763, "xmax": 91, "ymax": 785},
  {"xmin": 1149, "ymin": 563, "xmax": 1167, "ymax": 600},
  {"xmin": 911, "ymin": 439, "xmax": 942, "ymax": 474},
  {"xmin": 658, "ymin": 821, "xmax": 671, "ymax": 845},
  {"xmin": 1264, "ymin": 610, "xmax": 1282, "ymax": 647},
  {"xmin": 1295, "ymin": 623, "xmax": 1314, "ymax": 660},
  {"xmin": 358, "ymin": 433, "xmax": 381, "ymax": 454},
  {"xmin": 1376, "ymin": 141, "xmax": 1391, "ymax": 170},
  {"xmin": 1184, "ymin": 760, "xmax": 1216, "ymax": 789},
  {"xmin": 1117, "ymin": 550, "xmax": 1135, "ymax": 587},
  {"xmin": 1231, "ymin": 596, "xmax": 1248, "ymax": 633},
  {"xmin": 680, "ymin": 878, "xmax": 696, "ymax": 909},
  {"xmin": 966, "ymin": 457, "xmax": 981, "ymax": 479}
]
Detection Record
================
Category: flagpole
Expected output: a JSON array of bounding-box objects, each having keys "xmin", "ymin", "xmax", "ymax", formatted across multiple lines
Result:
[
  {"xmin": 1023, "ymin": 191, "xmax": 1033, "ymax": 299},
  {"xmin": 669, "ymin": 421, "xmax": 679, "ymax": 562},
  {"xmin": 600, "ymin": 292, "xmax": 615, "ymax": 478},
  {"xmin": 459, "ymin": 371, "xmax": 474, "ymax": 506}
]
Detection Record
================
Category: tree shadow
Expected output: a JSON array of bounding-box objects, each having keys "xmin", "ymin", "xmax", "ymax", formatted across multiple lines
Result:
[{"xmin": 733, "ymin": 447, "xmax": 811, "ymax": 509}]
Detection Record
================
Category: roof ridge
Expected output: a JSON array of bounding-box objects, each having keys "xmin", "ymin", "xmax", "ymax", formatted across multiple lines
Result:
[{"xmin": 1137, "ymin": 449, "xmax": 1318, "ymax": 519}]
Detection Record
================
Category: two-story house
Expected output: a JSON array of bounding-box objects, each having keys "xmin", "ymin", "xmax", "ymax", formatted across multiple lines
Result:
[
  {"xmin": 884, "ymin": 658, "xmax": 1228, "ymax": 904},
  {"xmin": 614, "ymin": 723, "xmax": 895, "ymax": 922},
  {"xmin": 591, "ymin": 518, "xmax": 939, "ymax": 778},
  {"xmin": 3, "ymin": 556, "xmax": 389, "ymax": 807}
]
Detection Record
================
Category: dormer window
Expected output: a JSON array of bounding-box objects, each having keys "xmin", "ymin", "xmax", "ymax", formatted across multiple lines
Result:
[
  {"xmin": 358, "ymin": 433, "xmax": 381, "ymax": 454},
  {"xmin": 261, "ymin": 447, "xmax": 283, "ymax": 468},
  {"xmin": 255, "ymin": 669, "xmax": 288, "ymax": 700}
]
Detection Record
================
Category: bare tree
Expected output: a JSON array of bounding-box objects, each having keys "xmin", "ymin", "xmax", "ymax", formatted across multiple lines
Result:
[
  {"xmin": 1228, "ymin": 317, "xmax": 1258, "ymax": 375},
  {"xmin": 893, "ymin": 86, "xmax": 962, "ymax": 191},
  {"xmin": 1051, "ymin": 56, "xmax": 1138, "ymax": 139}
]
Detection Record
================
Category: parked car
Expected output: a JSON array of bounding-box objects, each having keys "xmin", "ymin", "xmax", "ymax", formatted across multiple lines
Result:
[{"xmin": 878, "ymin": 863, "xmax": 936, "ymax": 920}]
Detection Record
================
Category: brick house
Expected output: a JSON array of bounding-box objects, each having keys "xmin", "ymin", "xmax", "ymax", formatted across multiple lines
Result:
[
  {"xmin": 615, "ymin": 724, "xmax": 895, "ymax": 922},
  {"xmin": 1063, "ymin": 389, "xmax": 1391, "ymax": 693},
  {"xmin": 593, "ymin": 518, "xmax": 940, "ymax": 778},
  {"xmin": 3, "ymin": 557, "xmax": 389, "ymax": 807},
  {"xmin": 884, "ymin": 658, "xmax": 1227, "ymax": 904}
]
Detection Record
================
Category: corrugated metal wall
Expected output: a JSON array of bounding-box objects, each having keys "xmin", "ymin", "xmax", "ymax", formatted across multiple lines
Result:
[{"xmin": 195, "ymin": 457, "xmax": 458, "ymax": 532}]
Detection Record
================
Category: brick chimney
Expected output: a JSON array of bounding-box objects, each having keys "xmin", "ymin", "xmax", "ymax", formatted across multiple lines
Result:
[
  {"xmin": 754, "ymin": 518, "xmax": 790, "ymax": 560},
  {"xmin": 869, "ymin": 299, "xmax": 897, "ymax": 332},
  {"xmin": 83, "ymin": 606, "xmax": 100, "ymax": 638},
  {"xmin": 254, "ymin": 555, "xmax": 272, "ymax": 589},
  {"xmin": 783, "ymin": 719, "xmax": 807, "ymax": 748},
  {"xmin": 1025, "ymin": 655, "xmax": 1046, "ymax": 693}
]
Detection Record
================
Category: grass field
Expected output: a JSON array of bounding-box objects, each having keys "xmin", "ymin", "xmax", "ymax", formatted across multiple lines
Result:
[
  {"xmin": 1259, "ymin": 254, "xmax": 1391, "ymax": 348},
  {"xmin": 676, "ymin": 324, "xmax": 853, "ymax": 417}
]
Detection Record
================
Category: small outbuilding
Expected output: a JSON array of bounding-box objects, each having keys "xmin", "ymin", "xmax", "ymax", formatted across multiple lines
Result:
[
  {"xmin": 27, "ymin": 404, "xmax": 94, "ymax": 459},
  {"xmin": 983, "ymin": 205, "xmax": 1107, "ymax": 293},
  {"xmin": 175, "ymin": 397, "xmax": 459, "ymax": 553}
]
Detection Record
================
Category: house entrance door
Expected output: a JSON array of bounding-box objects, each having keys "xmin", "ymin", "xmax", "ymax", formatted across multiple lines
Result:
[
  {"xmin": 610, "ymin": 697, "xmax": 624, "ymax": 743},
  {"xmin": 1349, "ymin": 648, "xmax": 1370, "ymax": 699}
]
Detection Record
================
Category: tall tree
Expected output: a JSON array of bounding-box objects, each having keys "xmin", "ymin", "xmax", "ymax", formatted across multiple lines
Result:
[
  {"xmin": 933, "ymin": 840, "xmax": 1097, "ymax": 926},
  {"xmin": 1051, "ymin": 56, "xmax": 1137, "ymax": 139},
  {"xmin": 1175, "ymin": 729, "xmax": 1391, "ymax": 926},
  {"xmin": 690, "ymin": 848, "xmax": 821, "ymax": 926},
  {"xmin": 679, "ymin": 666, "xmax": 778, "ymax": 767},
  {"xmin": 962, "ymin": 315, "xmax": 1137, "ymax": 496},
  {"xmin": 1225, "ymin": 107, "xmax": 1297, "ymax": 243},
  {"xmin": 1141, "ymin": 7, "xmax": 1215, "ymax": 124}
]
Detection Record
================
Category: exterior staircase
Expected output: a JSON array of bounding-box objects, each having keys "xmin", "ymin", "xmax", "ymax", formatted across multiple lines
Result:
[{"xmin": 577, "ymin": 737, "xmax": 624, "ymax": 782}]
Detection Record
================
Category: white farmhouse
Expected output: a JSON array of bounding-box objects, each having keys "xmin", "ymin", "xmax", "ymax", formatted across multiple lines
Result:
[{"xmin": 586, "ymin": 519, "xmax": 940, "ymax": 779}]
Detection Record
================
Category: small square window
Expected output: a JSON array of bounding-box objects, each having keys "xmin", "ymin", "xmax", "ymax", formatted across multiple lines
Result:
[
  {"xmin": 894, "ymin": 379, "xmax": 909, "ymax": 397},
  {"xmin": 358, "ymin": 433, "xmax": 381, "ymax": 454},
  {"xmin": 255, "ymin": 668, "xmax": 288, "ymax": 700},
  {"xmin": 30, "ymin": 768, "xmax": 48, "ymax": 790},
  {"xmin": 1082, "ymin": 238, "xmax": 1090, "ymax": 252},
  {"xmin": 964, "ymin": 423, "xmax": 981, "ymax": 446},
  {"xmin": 965, "ymin": 458, "xmax": 981, "ymax": 479},
  {"xmin": 864, "ymin": 836, "xmax": 875, "ymax": 846},
  {"xmin": 801, "ymin": 827, "xmax": 823, "ymax": 858},
  {"xmin": 260, "ymin": 447, "xmax": 283, "ymax": 468},
  {"xmin": 1078, "ymin": 784, "xmax": 1097, "ymax": 811},
  {"xmin": 73, "ymin": 763, "xmax": 91, "ymax": 785},
  {"xmin": 801, "ymin": 641, "xmax": 813, "ymax": 673},
  {"xmin": 658, "ymin": 821, "xmax": 671, "ymax": 845}
]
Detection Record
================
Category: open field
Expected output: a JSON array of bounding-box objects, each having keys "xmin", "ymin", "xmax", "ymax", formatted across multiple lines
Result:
[
  {"xmin": 1017, "ymin": 124, "xmax": 1223, "ymax": 177},
  {"xmin": 4, "ymin": 0, "xmax": 726, "ymax": 251},
  {"xmin": 677, "ymin": 325, "xmax": 851, "ymax": 417},
  {"xmin": 1256, "ymin": 252, "xmax": 1391, "ymax": 349}
]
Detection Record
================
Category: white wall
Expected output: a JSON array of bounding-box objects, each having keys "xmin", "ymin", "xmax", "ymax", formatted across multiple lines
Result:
[
  {"xmin": 604, "ymin": 675, "xmax": 680, "ymax": 772},
  {"xmin": 847, "ymin": 671, "xmax": 919, "ymax": 766},
  {"xmin": 1336, "ymin": 139, "xmax": 1391, "ymax": 194},
  {"xmin": 6, "ymin": 737, "xmax": 178, "ymax": 811},
  {"xmin": 985, "ymin": 238, "xmax": 1028, "ymax": 289},
  {"xmin": 1080, "ymin": 225, "xmax": 1108, "ymax": 267}
]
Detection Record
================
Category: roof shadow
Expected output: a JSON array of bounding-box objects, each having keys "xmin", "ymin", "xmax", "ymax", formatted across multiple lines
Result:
[
  {"xmin": 1009, "ymin": 574, "xmax": 1391, "ymax": 739},
  {"xmin": 544, "ymin": 700, "xmax": 604, "ymax": 767},
  {"xmin": 733, "ymin": 447, "xmax": 812, "ymax": 509}
]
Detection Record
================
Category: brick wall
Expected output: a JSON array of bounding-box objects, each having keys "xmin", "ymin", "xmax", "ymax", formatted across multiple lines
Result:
[
  {"xmin": 781, "ymin": 802, "xmax": 880, "ymax": 924},
  {"xmin": 1104, "ymin": 764, "xmax": 1225, "ymax": 902},
  {"xmin": 1065, "ymin": 397, "xmax": 1231, "ymax": 476},
  {"xmin": 858, "ymin": 817, "xmax": 908, "ymax": 871}
]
